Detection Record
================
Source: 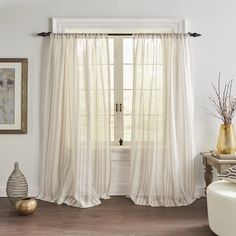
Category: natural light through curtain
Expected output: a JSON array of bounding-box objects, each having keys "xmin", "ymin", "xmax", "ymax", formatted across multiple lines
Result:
[
  {"xmin": 39, "ymin": 34, "xmax": 111, "ymax": 208},
  {"xmin": 129, "ymin": 34, "xmax": 196, "ymax": 207}
]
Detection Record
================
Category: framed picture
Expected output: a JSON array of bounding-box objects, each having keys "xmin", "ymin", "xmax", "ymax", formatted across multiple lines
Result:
[{"xmin": 0, "ymin": 58, "xmax": 28, "ymax": 134}]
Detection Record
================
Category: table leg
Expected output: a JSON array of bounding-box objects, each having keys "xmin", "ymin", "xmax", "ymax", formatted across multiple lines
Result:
[{"xmin": 204, "ymin": 164, "xmax": 213, "ymax": 194}]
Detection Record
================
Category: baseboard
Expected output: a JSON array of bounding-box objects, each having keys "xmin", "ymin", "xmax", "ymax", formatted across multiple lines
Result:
[
  {"xmin": 0, "ymin": 186, "xmax": 205, "ymax": 198},
  {"xmin": 194, "ymin": 186, "xmax": 205, "ymax": 198},
  {"xmin": 0, "ymin": 187, "xmax": 39, "ymax": 197},
  {"xmin": 109, "ymin": 183, "xmax": 129, "ymax": 195},
  {"xmin": 110, "ymin": 184, "xmax": 205, "ymax": 198}
]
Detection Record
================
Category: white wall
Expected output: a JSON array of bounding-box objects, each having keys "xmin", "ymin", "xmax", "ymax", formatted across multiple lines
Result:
[{"xmin": 0, "ymin": 0, "xmax": 236, "ymax": 196}]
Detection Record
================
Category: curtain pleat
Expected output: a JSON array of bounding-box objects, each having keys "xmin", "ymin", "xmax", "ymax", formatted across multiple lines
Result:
[
  {"xmin": 39, "ymin": 34, "xmax": 111, "ymax": 208},
  {"xmin": 129, "ymin": 34, "xmax": 196, "ymax": 207}
]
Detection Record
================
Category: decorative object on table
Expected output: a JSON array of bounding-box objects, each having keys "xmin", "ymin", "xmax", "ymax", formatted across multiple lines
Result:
[
  {"xmin": 0, "ymin": 58, "xmax": 28, "ymax": 134},
  {"xmin": 210, "ymin": 150, "xmax": 236, "ymax": 159},
  {"xmin": 206, "ymin": 74, "xmax": 236, "ymax": 154},
  {"xmin": 15, "ymin": 197, "xmax": 37, "ymax": 216},
  {"xmin": 218, "ymin": 166, "xmax": 236, "ymax": 184},
  {"xmin": 6, "ymin": 162, "xmax": 28, "ymax": 207},
  {"xmin": 217, "ymin": 124, "xmax": 236, "ymax": 154}
]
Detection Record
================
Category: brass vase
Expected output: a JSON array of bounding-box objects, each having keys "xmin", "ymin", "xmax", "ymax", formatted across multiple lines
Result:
[
  {"xmin": 217, "ymin": 124, "xmax": 236, "ymax": 154},
  {"xmin": 15, "ymin": 197, "xmax": 37, "ymax": 216}
]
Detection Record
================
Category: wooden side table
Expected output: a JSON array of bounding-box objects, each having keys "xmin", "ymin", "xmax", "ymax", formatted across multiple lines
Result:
[{"xmin": 201, "ymin": 152, "xmax": 236, "ymax": 193}]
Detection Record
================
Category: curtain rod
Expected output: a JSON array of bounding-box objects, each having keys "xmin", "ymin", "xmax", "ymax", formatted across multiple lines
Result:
[{"xmin": 37, "ymin": 32, "xmax": 201, "ymax": 37}]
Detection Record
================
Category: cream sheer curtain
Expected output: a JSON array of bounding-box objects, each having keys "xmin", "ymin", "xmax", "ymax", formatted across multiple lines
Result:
[
  {"xmin": 129, "ymin": 34, "xmax": 195, "ymax": 207},
  {"xmin": 39, "ymin": 34, "xmax": 111, "ymax": 208}
]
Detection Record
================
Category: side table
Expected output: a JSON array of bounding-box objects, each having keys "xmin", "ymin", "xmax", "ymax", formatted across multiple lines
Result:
[{"xmin": 201, "ymin": 152, "xmax": 236, "ymax": 193}]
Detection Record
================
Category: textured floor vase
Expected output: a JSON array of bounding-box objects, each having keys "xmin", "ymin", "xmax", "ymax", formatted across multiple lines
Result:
[{"xmin": 6, "ymin": 162, "xmax": 28, "ymax": 207}]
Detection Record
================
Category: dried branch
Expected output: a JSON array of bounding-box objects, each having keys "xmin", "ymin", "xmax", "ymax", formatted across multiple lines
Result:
[{"xmin": 206, "ymin": 74, "xmax": 236, "ymax": 125}]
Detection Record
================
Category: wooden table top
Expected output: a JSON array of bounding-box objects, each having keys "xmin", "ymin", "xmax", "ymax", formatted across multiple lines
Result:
[{"xmin": 201, "ymin": 152, "xmax": 236, "ymax": 164}]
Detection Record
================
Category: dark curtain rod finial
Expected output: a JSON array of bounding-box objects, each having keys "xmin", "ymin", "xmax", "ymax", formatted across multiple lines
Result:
[
  {"xmin": 37, "ymin": 32, "xmax": 51, "ymax": 37},
  {"xmin": 187, "ymin": 32, "xmax": 201, "ymax": 37},
  {"xmin": 37, "ymin": 32, "xmax": 201, "ymax": 37}
]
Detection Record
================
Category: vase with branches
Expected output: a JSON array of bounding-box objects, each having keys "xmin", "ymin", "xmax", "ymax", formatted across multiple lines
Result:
[{"xmin": 207, "ymin": 73, "xmax": 236, "ymax": 154}]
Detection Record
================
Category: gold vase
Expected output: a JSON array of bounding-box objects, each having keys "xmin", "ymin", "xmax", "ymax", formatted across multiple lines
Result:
[
  {"xmin": 15, "ymin": 197, "xmax": 37, "ymax": 216},
  {"xmin": 217, "ymin": 124, "xmax": 236, "ymax": 154}
]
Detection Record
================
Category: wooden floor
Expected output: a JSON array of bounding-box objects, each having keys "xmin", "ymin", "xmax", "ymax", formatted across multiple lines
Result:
[{"xmin": 0, "ymin": 197, "xmax": 215, "ymax": 236}]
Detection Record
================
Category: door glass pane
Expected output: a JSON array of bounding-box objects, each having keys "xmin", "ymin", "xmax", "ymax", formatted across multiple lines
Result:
[
  {"xmin": 110, "ymin": 65, "xmax": 114, "ymax": 89},
  {"xmin": 109, "ymin": 38, "xmax": 114, "ymax": 64},
  {"xmin": 110, "ymin": 115, "xmax": 114, "ymax": 141},
  {"xmin": 110, "ymin": 90, "xmax": 114, "ymax": 115},
  {"xmin": 123, "ymin": 65, "xmax": 133, "ymax": 89},
  {"xmin": 124, "ymin": 90, "xmax": 133, "ymax": 115},
  {"xmin": 77, "ymin": 65, "xmax": 114, "ymax": 90},
  {"xmin": 123, "ymin": 38, "xmax": 133, "ymax": 64},
  {"xmin": 77, "ymin": 38, "xmax": 114, "ymax": 64},
  {"xmin": 135, "ymin": 65, "xmax": 163, "ymax": 89},
  {"xmin": 124, "ymin": 114, "xmax": 132, "ymax": 142}
]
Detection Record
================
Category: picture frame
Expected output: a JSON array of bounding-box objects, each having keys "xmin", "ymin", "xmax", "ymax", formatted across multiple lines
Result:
[{"xmin": 0, "ymin": 58, "xmax": 28, "ymax": 134}]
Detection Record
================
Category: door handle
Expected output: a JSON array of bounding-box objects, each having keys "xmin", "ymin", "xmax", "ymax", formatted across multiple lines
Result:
[{"xmin": 120, "ymin": 103, "xmax": 122, "ymax": 112}]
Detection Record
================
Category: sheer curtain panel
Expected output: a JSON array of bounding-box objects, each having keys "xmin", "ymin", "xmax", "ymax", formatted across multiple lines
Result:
[
  {"xmin": 130, "ymin": 34, "xmax": 196, "ymax": 207},
  {"xmin": 39, "ymin": 34, "xmax": 111, "ymax": 208}
]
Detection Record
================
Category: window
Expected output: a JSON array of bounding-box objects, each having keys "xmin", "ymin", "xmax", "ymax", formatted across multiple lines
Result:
[{"xmin": 52, "ymin": 18, "xmax": 185, "ymax": 146}]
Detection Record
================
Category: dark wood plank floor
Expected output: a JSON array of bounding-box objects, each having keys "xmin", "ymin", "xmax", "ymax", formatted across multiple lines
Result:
[{"xmin": 0, "ymin": 197, "xmax": 215, "ymax": 236}]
